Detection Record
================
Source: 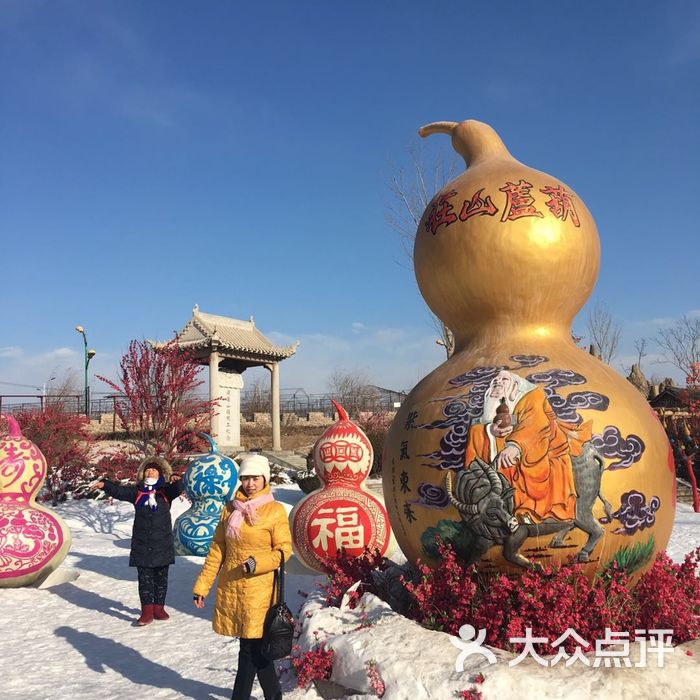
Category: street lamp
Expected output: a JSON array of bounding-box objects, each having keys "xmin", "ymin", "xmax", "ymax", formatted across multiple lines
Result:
[
  {"xmin": 75, "ymin": 325, "xmax": 96, "ymax": 416},
  {"xmin": 43, "ymin": 375, "xmax": 56, "ymax": 398}
]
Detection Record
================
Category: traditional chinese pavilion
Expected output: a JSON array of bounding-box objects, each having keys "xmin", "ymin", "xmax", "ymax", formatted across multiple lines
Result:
[{"xmin": 175, "ymin": 305, "xmax": 299, "ymax": 453}]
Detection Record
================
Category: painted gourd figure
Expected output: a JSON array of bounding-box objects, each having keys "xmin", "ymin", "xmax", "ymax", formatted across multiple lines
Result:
[
  {"xmin": 383, "ymin": 119, "xmax": 675, "ymax": 580},
  {"xmin": 173, "ymin": 433, "xmax": 238, "ymax": 556},
  {"xmin": 0, "ymin": 415, "xmax": 72, "ymax": 587},
  {"xmin": 291, "ymin": 401, "xmax": 392, "ymax": 572}
]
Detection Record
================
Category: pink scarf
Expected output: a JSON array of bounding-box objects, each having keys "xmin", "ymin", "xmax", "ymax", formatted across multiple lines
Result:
[{"xmin": 226, "ymin": 492, "xmax": 275, "ymax": 540}]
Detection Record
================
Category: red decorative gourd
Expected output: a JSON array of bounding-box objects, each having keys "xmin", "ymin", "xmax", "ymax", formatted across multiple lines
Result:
[
  {"xmin": 290, "ymin": 401, "xmax": 393, "ymax": 572},
  {"xmin": 0, "ymin": 415, "xmax": 72, "ymax": 587}
]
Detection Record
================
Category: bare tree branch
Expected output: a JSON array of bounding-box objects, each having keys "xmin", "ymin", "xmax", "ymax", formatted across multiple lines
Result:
[
  {"xmin": 634, "ymin": 338, "xmax": 648, "ymax": 369},
  {"xmin": 385, "ymin": 141, "xmax": 460, "ymax": 357},
  {"xmin": 621, "ymin": 337, "xmax": 649, "ymax": 377},
  {"xmin": 242, "ymin": 375, "xmax": 271, "ymax": 415},
  {"xmin": 45, "ymin": 369, "xmax": 81, "ymax": 401},
  {"xmin": 431, "ymin": 314, "xmax": 455, "ymax": 359},
  {"xmin": 326, "ymin": 369, "xmax": 379, "ymax": 418},
  {"xmin": 655, "ymin": 316, "xmax": 700, "ymax": 376},
  {"xmin": 586, "ymin": 302, "xmax": 622, "ymax": 365}
]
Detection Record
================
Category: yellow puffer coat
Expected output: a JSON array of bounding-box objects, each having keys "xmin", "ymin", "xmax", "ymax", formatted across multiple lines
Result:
[{"xmin": 193, "ymin": 484, "xmax": 292, "ymax": 638}]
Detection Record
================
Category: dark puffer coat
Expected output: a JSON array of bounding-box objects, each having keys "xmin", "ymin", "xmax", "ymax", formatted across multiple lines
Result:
[{"xmin": 103, "ymin": 474, "xmax": 184, "ymax": 568}]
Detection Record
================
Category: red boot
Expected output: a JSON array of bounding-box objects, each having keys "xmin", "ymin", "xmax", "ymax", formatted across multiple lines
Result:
[
  {"xmin": 153, "ymin": 604, "xmax": 170, "ymax": 621},
  {"xmin": 136, "ymin": 604, "xmax": 154, "ymax": 626}
]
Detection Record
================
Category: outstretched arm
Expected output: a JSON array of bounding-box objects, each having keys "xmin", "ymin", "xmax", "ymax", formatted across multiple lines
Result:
[
  {"xmin": 101, "ymin": 480, "xmax": 138, "ymax": 502},
  {"xmin": 164, "ymin": 476, "xmax": 185, "ymax": 501}
]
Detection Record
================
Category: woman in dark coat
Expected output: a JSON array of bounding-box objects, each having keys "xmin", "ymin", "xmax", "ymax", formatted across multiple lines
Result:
[{"xmin": 92, "ymin": 455, "xmax": 184, "ymax": 625}]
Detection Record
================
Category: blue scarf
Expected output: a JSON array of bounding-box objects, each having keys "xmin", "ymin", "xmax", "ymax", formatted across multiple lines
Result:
[{"xmin": 135, "ymin": 475, "xmax": 166, "ymax": 511}]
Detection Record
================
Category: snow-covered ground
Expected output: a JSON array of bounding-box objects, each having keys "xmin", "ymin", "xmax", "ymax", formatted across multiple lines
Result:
[{"xmin": 2, "ymin": 487, "xmax": 699, "ymax": 700}]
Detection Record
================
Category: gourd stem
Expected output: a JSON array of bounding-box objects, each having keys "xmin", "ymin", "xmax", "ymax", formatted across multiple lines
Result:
[
  {"xmin": 331, "ymin": 400, "xmax": 349, "ymax": 421},
  {"xmin": 419, "ymin": 119, "xmax": 511, "ymax": 167},
  {"xmin": 197, "ymin": 432, "xmax": 218, "ymax": 453},
  {"xmin": 1, "ymin": 414, "xmax": 22, "ymax": 438}
]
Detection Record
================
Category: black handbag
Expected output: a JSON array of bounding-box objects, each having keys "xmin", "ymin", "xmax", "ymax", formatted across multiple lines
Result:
[{"xmin": 260, "ymin": 551, "xmax": 295, "ymax": 660}]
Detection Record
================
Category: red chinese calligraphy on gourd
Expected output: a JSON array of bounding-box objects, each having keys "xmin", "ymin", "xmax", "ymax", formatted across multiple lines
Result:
[
  {"xmin": 540, "ymin": 185, "xmax": 581, "ymax": 227},
  {"xmin": 425, "ymin": 190, "xmax": 458, "ymax": 234},
  {"xmin": 459, "ymin": 188, "xmax": 499, "ymax": 221},
  {"xmin": 499, "ymin": 180, "xmax": 544, "ymax": 222}
]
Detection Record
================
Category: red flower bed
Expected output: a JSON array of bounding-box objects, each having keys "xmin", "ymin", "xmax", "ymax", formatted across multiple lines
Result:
[
  {"xmin": 404, "ymin": 539, "xmax": 700, "ymax": 653},
  {"xmin": 12, "ymin": 407, "xmax": 94, "ymax": 504},
  {"xmin": 323, "ymin": 538, "xmax": 700, "ymax": 655},
  {"xmin": 321, "ymin": 546, "xmax": 387, "ymax": 607},
  {"xmin": 290, "ymin": 642, "xmax": 335, "ymax": 688}
]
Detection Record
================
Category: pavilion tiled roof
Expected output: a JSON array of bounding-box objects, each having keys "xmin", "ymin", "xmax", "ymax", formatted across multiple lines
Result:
[
  {"xmin": 176, "ymin": 305, "xmax": 299, "ymax": 361},
  {"xmin": 649, "ymin": 386, "xmax": 700, "ymax": 409}
]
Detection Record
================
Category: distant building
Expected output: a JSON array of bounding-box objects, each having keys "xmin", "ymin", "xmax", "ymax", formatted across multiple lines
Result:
[
  {"xmin": 366, "ymin": 385, "xmax": 408, "ymax": 410},
  {"xmin": 649, "ymin": 386, "xmax": 700, "ymax": 415}
]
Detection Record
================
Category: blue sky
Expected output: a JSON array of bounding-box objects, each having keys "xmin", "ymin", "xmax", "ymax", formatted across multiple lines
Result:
[{"xmin": 1, "ymin": 1, "xmax": 699, "ymax": 396}]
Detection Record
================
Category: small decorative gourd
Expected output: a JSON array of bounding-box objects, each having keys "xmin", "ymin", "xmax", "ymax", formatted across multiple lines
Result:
[
  {"xmin": 290, "ymin": 401, "xmax": 392, "ymax": 572},
  {"xmin": 383, "ymin": 120, "xmax": 674, "ymax": 580},
  {"xmin": 0, "ymin": 415, "xmax": 72, "ymax": 587},
  {"xmin": 173, "ymin": 433, "xmax": 237, "ymax": 556}
]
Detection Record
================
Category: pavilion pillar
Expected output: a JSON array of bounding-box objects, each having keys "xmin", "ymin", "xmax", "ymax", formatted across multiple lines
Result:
[
  {"xmin": 216, "ymin": 369, "xmax": 244, "ymax": 452},
  {"xmin": 209, "ymin": 350, "xmax": 220, "ymax": 440},
  {"xmin": 270, "ymin": 362, "xmax": 281, "ymax": 452},
  {"xmin": 209, "ymin": 352, "xmax": 244, "ymax": 452}
]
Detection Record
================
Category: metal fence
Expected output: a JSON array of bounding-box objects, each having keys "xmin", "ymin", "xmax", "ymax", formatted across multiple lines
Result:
[
  {"xmin": 1, "ymin": 386, "xmax": 406, "ymax": 422},
  {"xmin": 240, "ymin": 387, "xmax": 406, "ymax": 418},
  {"xmin": 0, "ymin": 394, "xmax": 83, "ymax": 416},
  {"xmin": 0, "ymin": 393, "xmax": 125, "ymax": 421}
]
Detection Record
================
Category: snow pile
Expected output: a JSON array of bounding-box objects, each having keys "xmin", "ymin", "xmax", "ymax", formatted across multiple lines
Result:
[
  {"xmin": 296, "ymin": 590, "xmax": 700, "ymax": 700},
  {"xmin": 1, "ymin": 492, "xmax": 699, "ymax": 699},
  {"xmin": 296, "ymin": 590, "xmax": 512, "ymax": 698}
]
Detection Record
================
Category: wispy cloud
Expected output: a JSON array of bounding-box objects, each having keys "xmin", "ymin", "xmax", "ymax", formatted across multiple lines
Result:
[
  {"xmin": 264, "ymin": 325, "xmax": 445, "ymax": 393},
  {"xmin": 631, "ymin": 316, "xmax": 678, "ymax": 329},
  {"xmin": 667, "ymin": 3, "xmax": 700, "ymax": 66},
  {"xmin": 483, "ymin": 78, "xmax": 537, "ymax": 106},
  {"xmin": 0, "ymin": 346, "xmax": 118, "ymax": 398},
  {"xmin": 616, "ymin": 351, "xmax": 682, "ymax": 381},
  {"xmin": 118, "ymin": 90, "xmax": 178, "ymax": 129},
  {"xmin": 14, "ymin": 4, "xmax": 230, "ymax": 132},
  {"xmin": 0, "ymin": 346, "xmax": 23, "ymax": 359},
  {"xmin": 115, "ymin": 82, "xmax": 227, "ymax": 130},
  {"xmin": 630, "ymin": 309, "xmax": 700, "ymax": 329},
  {"xmin": 0, "ymin": 0, "xmax": 42, "ymax": 32}
]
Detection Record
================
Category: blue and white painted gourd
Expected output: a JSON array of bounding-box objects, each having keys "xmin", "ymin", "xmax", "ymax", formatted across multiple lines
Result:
[{"xmin": 173, "ymin": 434, "xmax": 238, "ymax": 556}]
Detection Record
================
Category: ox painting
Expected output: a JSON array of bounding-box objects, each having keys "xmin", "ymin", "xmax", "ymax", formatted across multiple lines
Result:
[{"xmin": 442, "ymin": 444, "xmax": 613, "ymax": 569}]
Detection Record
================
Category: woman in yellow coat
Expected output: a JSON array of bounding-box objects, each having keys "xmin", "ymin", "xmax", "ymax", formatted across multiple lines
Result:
[{"xmin": 193, "ymin": 454, "xmax": 292, "ymax": 700}]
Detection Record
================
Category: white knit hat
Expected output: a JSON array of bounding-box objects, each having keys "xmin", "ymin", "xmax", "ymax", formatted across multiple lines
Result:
[{"xmin": 237, "ymin": 454, "xmax": 270, "ymax": 484}]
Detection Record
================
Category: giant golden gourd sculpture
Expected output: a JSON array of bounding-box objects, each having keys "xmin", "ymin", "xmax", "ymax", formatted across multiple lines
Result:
[{"xmin": 383, "ymin": 120, "xmax": 674, "ymax": 579}]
